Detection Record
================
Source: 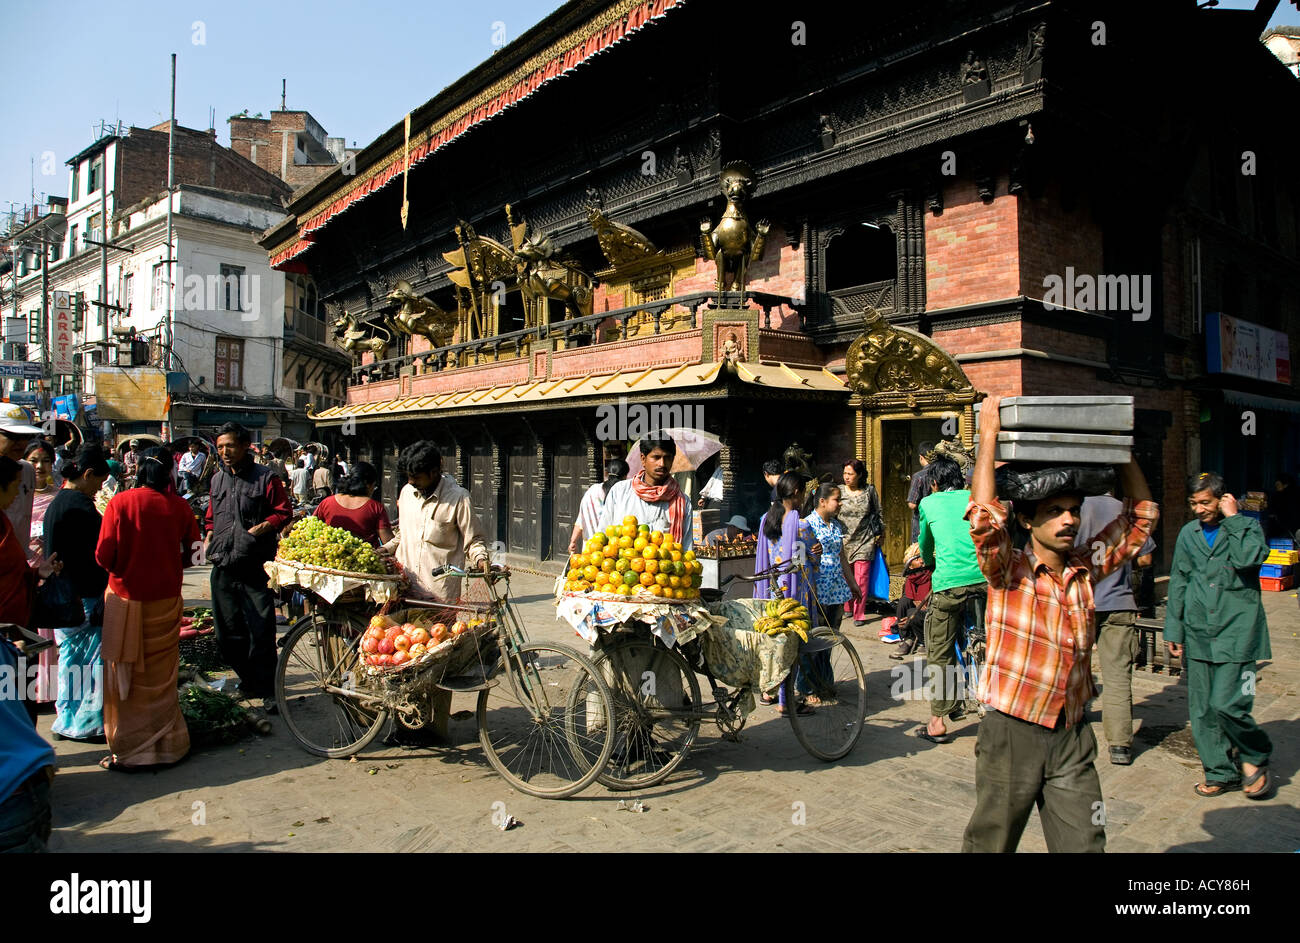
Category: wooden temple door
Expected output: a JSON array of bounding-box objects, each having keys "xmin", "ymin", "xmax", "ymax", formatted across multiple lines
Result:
[
  {"xmin": 550, "ymin": 426, "xmax": 591, "ymax": 560},
  {"xmin": 880, "ymin": 421, "xmax": 916, "ymax": 570},
  {"xmin": 507, "ymin": 435, "xmax": 540, "ymax": 558}
]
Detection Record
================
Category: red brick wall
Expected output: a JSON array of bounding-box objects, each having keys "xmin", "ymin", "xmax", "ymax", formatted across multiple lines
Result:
[
  {"xmin": 550, "ymin": 330, "xmax": 702, "ymax": 377},
  {"xmin": 933, "ymin": 322, "xmax": 1021, "ymax": 356},
  {"xmin": 411, "ymin": 360, "xmax": 529, "ymax": 395},
  {"xmin": 756, "ymin": 329, "xmax": 821, "ymax": 366},
  {"xmin": 675, "ymin": 225, "xmax": 804, "ymax": 329},
  {"xmin": 926, "ymin": 177, "xmax": 1020, "ymax": 310},
  {"xmin": 348, "ymin": 378, "xmax": 400, "ymax": 404},
  {"xmin": 1021, "ymin": 323, "xmax": 1107, "ymax": 362},
  {"xmin": 958, "ymin": 358, "xmax": 1022, "ymax": 398},
  {"xmin": 1016, "ymin": 181, "xmax": 1104, "ymax": 298},
  {"xmin": 118, "ymin": 125, "xmax": 292, "ymax": 212}
]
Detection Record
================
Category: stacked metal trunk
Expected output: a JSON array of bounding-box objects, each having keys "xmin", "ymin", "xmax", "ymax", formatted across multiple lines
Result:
[{"xmin": 978, "ymin": 396, "xmax": 1135, "ymax": 464}]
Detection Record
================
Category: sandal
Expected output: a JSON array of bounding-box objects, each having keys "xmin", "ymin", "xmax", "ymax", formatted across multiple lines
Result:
[
  {"xmin": 914, "ymin": 727, "xmax": 951, "ymax": 745},
  {"xmin": 1243, "ymin": 766, "xmax": 1273, "ymax": 800},
  {"xmin": 759, "ymin": 693, "xmax": 778, "ymax": 706},
  {"xmin": 1193, "ymin": 780, "xmax": 1240, "ymax": 797},
  {"xmin": 777, "ymin": 700, "xmax": 815, "ymax": 716},
  {"xmin": 98, "ymin": 756, "xmax": 129, "ymax": 772}
]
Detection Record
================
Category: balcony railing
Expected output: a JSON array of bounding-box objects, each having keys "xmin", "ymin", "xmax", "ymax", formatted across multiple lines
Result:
[
  {"xmin": 284, "ymin": 310, "xmax": 327, "ymax": 345},
  {"xmin": 349, "ymin": 290, "xmax": 804, "ymax": 385}
]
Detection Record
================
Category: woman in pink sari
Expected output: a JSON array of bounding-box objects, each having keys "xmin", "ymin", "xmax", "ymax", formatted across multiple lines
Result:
[
  {"xmin": 24, "ymin": 440, "xmax": 60, "ymax": 704},
  {"xmin": 94, "ymin": 447, "xmax": 200, "ymax": 770}
]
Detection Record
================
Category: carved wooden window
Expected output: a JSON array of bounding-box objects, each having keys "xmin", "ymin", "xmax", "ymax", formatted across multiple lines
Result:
[{"xmin": 214, "ymin": 337, "xmax": 244, "ymax": 390}]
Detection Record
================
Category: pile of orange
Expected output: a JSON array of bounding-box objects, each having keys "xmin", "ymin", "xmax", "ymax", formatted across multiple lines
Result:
[{"xmin": 562, "ymin": 515, "xmax": 703, "ymax": 600}]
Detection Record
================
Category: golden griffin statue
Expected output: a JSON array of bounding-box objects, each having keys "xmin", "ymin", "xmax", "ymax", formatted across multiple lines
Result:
[{"xmin": 700, "ymin": 161, "xmax": 770, "ymax": 296}]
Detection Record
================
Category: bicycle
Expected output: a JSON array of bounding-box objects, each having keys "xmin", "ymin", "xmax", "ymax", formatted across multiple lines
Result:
[
  {"xmin": 584, "ymin": 559, "xmax": 867, "ymax": 790},
  {"xmin": 952, "ymin": 591, "xmax": 987, "ymax": 720},
  {"xmin": 275, "ymin": 564, "xmax": 617, "ymax": 799}
]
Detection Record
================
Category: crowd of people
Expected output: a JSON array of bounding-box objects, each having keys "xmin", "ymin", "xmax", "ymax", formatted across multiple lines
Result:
[{"xmin": 0, "ymin": 393, "xmax": 1286, "ymax": 852}]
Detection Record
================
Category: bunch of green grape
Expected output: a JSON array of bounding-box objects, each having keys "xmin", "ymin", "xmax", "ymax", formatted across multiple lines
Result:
[{"xmin": 277, "ymin": 516, "xmax": 385, "ymax": 574}]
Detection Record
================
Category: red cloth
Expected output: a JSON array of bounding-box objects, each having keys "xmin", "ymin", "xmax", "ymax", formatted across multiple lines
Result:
[
  {"xmin": 0, "ymin": 513, "xmax": 34, "ymax": 627},
  {"xmin": 96, "ymin": 487, "xmax": 201, "ymax": 602},
  {"xmin": 629, "ymin": 471, "xmax": 688, "ymax": 544},
  {"xmin": 904, "ymin": 565, "xmax": 932, "ymax": 602},
  {"xmin": 313, "ymin": 496, "xmax": 391, "ymax": 546}
]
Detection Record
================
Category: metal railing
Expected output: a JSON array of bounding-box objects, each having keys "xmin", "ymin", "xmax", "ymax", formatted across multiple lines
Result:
[{"xmin": 348, "ymin": 290, "xmax": 804, "ymax": 385}]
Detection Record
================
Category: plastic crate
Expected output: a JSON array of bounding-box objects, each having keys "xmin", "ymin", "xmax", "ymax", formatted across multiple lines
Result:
[
  {"xmin": 1260, "ymin": 575, "xmax": 1295, "ymax": 592},
  {"xmin": 1260, "ymin": 564, "xmax": 1294, "ymax": 579},
  {"xmin": 1265, "ymin": 549, "xmax": 1299, "ymax": 565},
  {"xmin": 1268, "ymin": 538, "xmax": 1296, "ymax": 550}
]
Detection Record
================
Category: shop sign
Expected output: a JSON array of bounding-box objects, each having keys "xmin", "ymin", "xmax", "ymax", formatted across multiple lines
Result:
[{"xmin": 1206, "ymin": 312, "xmax": 1290, "ymax": 384}]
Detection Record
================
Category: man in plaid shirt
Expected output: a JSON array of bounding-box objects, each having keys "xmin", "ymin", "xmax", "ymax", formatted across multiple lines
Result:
[{"xmin": 961, "ymin": 395, "xmax": 1159, "ymax": 853}]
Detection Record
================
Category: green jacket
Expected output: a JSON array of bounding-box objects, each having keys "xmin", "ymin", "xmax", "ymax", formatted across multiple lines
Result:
[{"xmin": 1165, "ymin": 514, "xmax": 1271, "ymax": 663}]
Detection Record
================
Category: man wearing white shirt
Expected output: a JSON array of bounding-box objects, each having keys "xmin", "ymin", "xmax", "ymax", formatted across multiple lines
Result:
[
  {"xmin": 178, "ymin": 442, "xmax": 206, "ymax": 494},
  {"xmin": 598, "ymin": 437, "xmax": 692, "ymax": 550}
]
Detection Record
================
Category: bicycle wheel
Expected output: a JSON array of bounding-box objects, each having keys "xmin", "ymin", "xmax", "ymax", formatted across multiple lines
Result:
[
  {"xmin": 965, "ymin": 639, "xmax": 987, "ymax": 718},
  {"xmin": 785, "ymin": 628, "xmax": 867, "ymax": 761},
  {"xmin": 588, "ymin": 637, "xmax": 702, "ymax": 790},
  {"xmin": 476, "ymin": 642, "xmax": 615, "ymax": 799},
  {"xmin": 276, "ymin": 612, "xmax": 387, "ymax": 758}
]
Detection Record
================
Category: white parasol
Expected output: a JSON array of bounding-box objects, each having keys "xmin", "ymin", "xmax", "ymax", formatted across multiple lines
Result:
[{"xmin": 625, "ymin": 427, "xmax": 722, "ymax": 475}]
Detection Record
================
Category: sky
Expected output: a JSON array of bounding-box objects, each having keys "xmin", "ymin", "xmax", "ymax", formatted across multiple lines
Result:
[
  {"xmin": 0, "ymin": 0, "xmax": 559, "ymax": 219},
  {"xmin": 1, "ymin": 0, "xmax": 1296, "ymax": 220}
]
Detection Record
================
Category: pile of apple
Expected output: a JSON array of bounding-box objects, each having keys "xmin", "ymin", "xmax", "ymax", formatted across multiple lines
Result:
[{"xmin": 360, "ymin": 614, "xmax": 471, "ymax": 669}]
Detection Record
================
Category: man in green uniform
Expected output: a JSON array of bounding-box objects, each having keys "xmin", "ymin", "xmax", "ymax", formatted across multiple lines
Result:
[{"xmin": 1165, "ymin": 472, "xmax": 1274, "ymax": 799}]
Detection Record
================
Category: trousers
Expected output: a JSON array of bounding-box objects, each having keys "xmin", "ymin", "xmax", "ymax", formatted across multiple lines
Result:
[
  {"xmin": 1095, "ymin": 610, "xmax": 1139, "ymax": 748},
  {"xmin": 1186, "ymin": 657, "xmax": 1272, "ymax": 784},
  {"xmin": 924, "ymin": 583, "xmax": 984, "ymax": 717},
  {"xmin": 211, "ymin": 560, "xmax": 278, "ymax": 697},
  {"xmin": 962, "ymin": 710, "xmax": 1105, "ymax": 853}
]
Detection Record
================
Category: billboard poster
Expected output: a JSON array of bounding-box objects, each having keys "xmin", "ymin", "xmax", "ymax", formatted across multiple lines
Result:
[
  {"xmin": 1206, "ymin": 312, "xmax": 1291, "ymax": 385},
  {"xmin": 51, "ymin": 290, "xmax": 74, "ymax": 375}
]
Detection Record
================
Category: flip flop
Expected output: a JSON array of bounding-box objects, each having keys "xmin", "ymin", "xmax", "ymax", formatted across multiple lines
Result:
[
  {"xmin": 1193, "ymin": 780, "xmax": 1240, "ymax": 797},
  {"xmin": 914, "ymin": 727, "xmax": 951, "ymax": 744},
  {"xmin": 1243, "ymin": 767, "xmax": 1273, "ymax": 800},
  {"xmin": 777, "ymin": 701, "xmax": 815, "ymax": 716},
  {"xmin": 98, "ymin": 756, "xmax": 130, "ymax": 772}
]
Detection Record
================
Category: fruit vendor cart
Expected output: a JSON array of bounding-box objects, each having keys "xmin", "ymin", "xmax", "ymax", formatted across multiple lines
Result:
[
  {"xmin": 268, "ymin": 518, "xmax": 616, "ymax": 799},
  {"xmin": 558, "ymin": 514, "xmax": 868, "ymax": 790}
]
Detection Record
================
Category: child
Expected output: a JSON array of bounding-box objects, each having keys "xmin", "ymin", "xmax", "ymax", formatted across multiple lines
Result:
[{"xmin": 891, "ymin": 543, "xmax": 932, "ymax": 658}]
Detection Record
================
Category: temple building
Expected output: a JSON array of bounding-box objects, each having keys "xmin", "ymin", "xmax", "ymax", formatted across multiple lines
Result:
[{"xmin": 263, "ymin": 0, "xmax": 1300, "ymax": 573}]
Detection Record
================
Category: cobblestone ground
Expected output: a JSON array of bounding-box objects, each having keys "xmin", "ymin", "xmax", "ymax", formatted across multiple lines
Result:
[{"xmin": 42, "ymin": 568, "xmax": 1300, "ymax": 853}]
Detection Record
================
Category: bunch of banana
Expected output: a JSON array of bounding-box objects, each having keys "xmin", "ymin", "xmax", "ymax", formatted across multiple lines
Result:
[{"xmin": 754, "ymin": 597, "xmax": 812, "ymax": 642}]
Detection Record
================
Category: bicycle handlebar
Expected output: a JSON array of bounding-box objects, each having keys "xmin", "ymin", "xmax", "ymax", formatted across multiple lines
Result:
[
  {"xmin": 719, "ymin": 559, "xmax": 801, "ymax": 587},
  {"xmin": 428, "ymin": 564, "xmax": 509, "ymax": 581}
]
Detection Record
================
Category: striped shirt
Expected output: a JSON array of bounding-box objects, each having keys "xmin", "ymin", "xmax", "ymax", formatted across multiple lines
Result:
[{"xmin": 966, "ymin": 497, "xmax": 1159, "ymax": 729}]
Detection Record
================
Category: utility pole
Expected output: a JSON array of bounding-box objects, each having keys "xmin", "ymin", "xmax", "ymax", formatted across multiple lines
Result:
[{"xmin": 165, "ymin": 52, "xmax": 177, "ymax": 439}]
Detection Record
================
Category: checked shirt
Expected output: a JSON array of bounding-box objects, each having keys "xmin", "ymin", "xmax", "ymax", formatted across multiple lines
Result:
[{"xmin": 966, "ymin": 498, "xmax": 1159, "ymax": 729}]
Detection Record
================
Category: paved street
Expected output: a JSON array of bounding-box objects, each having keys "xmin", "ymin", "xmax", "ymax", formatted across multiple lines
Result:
[{"xmin": 40, "ymin": 567, "xmax": 1300, "ymax": 853}]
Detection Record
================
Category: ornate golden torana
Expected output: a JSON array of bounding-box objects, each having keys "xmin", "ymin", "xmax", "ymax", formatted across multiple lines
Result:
[{"xmin": 845, "ymin": 307, "xmax": 975, "ymax": 409}]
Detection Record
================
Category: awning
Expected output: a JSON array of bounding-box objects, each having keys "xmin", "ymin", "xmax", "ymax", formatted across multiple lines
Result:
[
  {"xmin": 311, "ymin": 360, "xmax": 846, "ymax": 427},
  {"xmin": 1220, "ymin": 388, "xmax": 1300, "ymax": 416}
]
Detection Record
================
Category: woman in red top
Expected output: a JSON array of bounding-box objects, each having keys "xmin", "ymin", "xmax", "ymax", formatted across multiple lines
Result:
[
  {"xmin": 95, "ymin": 447, "xmax": 200, "ymax": 770},
  {"xmin": 313, "ymin": 462, "xmax": 393, "ymax": 547}
]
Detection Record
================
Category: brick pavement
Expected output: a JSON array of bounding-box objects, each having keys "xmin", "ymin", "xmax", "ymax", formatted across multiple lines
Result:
[{"xmin": 40, "ymin": 567, "xmax": 1300, "ymax": 853}]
